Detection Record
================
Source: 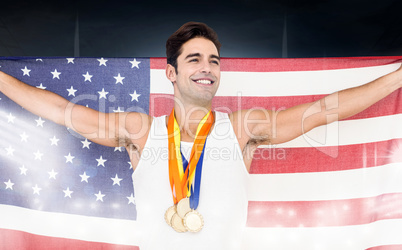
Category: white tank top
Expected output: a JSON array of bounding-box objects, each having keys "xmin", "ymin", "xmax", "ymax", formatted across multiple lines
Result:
[{"xmin": 132, "ymin": 112, "xmax": 249, "ymax": 250}]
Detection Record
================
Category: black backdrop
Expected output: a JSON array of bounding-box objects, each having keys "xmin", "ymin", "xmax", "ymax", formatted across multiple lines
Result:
[{"xmin": 1, "ymin": 0, "xmax": 401, "ymax": 58}]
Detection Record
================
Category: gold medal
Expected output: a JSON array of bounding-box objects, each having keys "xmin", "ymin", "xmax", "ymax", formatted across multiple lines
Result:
[
  {"xmin": 183, "ymin": 210, "xmax": 204, "ymax": 233},
  {"xmin": 167, "ymin": 110, "xmax": 214, "ymax": 233},
  {"xmin": 164, "ymin": 205, "xmax": 177, "ymax": 226},
  {"xmin": 171, "ymin": 213, "xmax": 187, "ymax": 233},
  {"xmin": 176, "ymin": 197, "xmax": 191, "ymax": 218}
]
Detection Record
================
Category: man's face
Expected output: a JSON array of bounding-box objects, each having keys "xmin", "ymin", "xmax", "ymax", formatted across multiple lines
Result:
[{"xmin": 168, "ymin": 37, "xmax": 221, "ymax": 108}]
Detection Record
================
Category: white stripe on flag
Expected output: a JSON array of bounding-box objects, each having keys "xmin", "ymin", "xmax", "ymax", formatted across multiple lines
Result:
[
  {"xmin": 248, "ymin": 162, "xmax": 402, "ymax": 201},
  {"xmin": 0, "ymin": 204, "xmax": 140, "ymax": 246},
  {"xmin": 242, "ymin": 219, "xmax": 402, "ymax": 250},
  {"xmin": 269, "ymin": 114, "xmax": 402, "ymax": 148},
  {"xmin": 150, "ymin": 63, "xmax": 400, "ymax": 96}
]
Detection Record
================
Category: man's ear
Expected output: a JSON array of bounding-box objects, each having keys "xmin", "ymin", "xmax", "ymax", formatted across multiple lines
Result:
[{"xmin": 166, "ymin": 64, "xmax": 177, "ymax": 84}]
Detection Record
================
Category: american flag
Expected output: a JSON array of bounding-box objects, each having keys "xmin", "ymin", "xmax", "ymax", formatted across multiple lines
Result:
[{"xmin": 1, "ymin": 56, "xmax": 402, "ymax": 249}]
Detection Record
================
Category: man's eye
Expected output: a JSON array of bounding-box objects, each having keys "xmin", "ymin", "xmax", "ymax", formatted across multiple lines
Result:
[
  {"xmin": 211, "ymin": 60, "xmax": 219, "ymax": 65},
  {"xmin": 189, "ymin": 58, "xmax": 198, "ymax": 62}
]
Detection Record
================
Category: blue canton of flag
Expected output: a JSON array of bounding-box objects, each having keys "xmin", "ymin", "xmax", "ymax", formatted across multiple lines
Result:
[{"xmin": 0, "ymin": 57, "xmax": 150, "ymax": 220}]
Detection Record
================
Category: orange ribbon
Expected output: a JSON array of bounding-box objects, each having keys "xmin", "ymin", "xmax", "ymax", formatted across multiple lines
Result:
[{"xmin": 167, "ymin": 109, "xmax": 214, "ymax": 204}]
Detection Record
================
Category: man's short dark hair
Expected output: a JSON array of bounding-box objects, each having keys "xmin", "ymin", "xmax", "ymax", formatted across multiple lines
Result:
[{"xmin": 166, "ymin": 22, "xmax": 221, "ymax": 72}]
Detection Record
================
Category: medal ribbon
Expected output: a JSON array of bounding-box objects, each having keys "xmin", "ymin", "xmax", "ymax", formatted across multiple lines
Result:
[
  {"xmin": 168, "ymin": 109, "xmax": 213, "ymax": 207},
  {"xmin": 181, "ymin": 142, "xmax": 206, "ymax": 209}
]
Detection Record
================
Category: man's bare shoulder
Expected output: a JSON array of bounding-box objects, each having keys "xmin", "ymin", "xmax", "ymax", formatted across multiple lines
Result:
[
  {"xmin": 116, "ymin": 112, "xmax": 153, "ymax": 149},
  {"xmin": 228, "ymin": 109, "xmax": 272, "ymax": 125},
  {"xmin": 228, "ymin": 109, "xmax": 273, "ymax": 148},
  {"xmin": 124, "ymin": 112, "xmax": 153, "ymax": 137}
]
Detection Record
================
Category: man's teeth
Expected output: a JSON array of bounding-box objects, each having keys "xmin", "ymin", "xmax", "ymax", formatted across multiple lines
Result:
[{"xmin": 196, "ymin": 80, "xmax": 212, "ymax": 85}]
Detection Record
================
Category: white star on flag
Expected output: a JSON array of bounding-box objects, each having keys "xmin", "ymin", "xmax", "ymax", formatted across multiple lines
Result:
[
  {"xmin": 127, "ymin": 193, "xmax": 136, "ymax": 205},
  {"xmin": 51, "ymin": 69, "xmax": 61, "ymax": 79},
  {"xmin": 19, "ymin": 166, "xmax": 28, "ymax": 175},
  {"xmin": 95, "ymin": 191, "xmax": 105, "ymax": 202},
  {"xmin": 36, "ymin": 83, "xmax": 47, "ymax": 89},
  {"xmin": 64, "ymin": 153, "xmax": 75, "ymax": 163},
  {"xmin": 129, "ymin": 58, "xmax": 141, "ymax": 69},
  {"xmin": 49, "ymin": 136, "xmax": 59, "ymax": 146},
  {"xmin": 21, "ymin": 66, "xmax": 31, "ymax": 76},
  {"xmin": 33, "ymin": 150, "xmax": 43, "ymax": 160},
  {"xmin": 5, "ymin": 146, "xmax": 15, "ymax": 156},
  {"xmin": 114, "ymin": 73, "xmax": 125, "ymax": 84},
  {"xmin": 113, "ymin": 107, "xmax": 124, "ymax": 113},
  {"xmin": 129, "ymin": 90, "xmax": 141, "ymax": 102},
  {"xmin": 111, "ymin": 174, "xmax": 123, "ymax": 186},
  {"xmin": 35, "ymin": 117, "xmax": 45, "ymax": 127},
  {"xmin": 20, "ymin": 132, "xmax": 29, "ymax": 142},
  {"xmin": 4, "ymin": 179, "xmax": 14, "ymax": 190},
  {"xmin": 98, "ymin": 88, "xmax": 109, "ymax": 99},
  {"xmin": 96, "ymin": 156, "xmax": 107, "ymax": 167},
  {"xmin": 7, "ymin": 113, "xmax": 16, "ymax": 123},
  {"xmin": 97, "ymin": 58, "xmax": 108, "ymax": 66},
  {"xmin": 67, "ymin": 86, "xmax": 77, "ymax": 96},
  {"xmin": 83, "ymin": 72, "xmax": 93, "ymax": 82},
  {"xmin": 48, "ymin": 169, "xmax": 58, "ymax": 179},
  {"xmin": 81, "ymin": 139, "xmax": 91, "ymax": 149},
  {"xmin": 63, "ymin": 187, "xmax": 73, "ymax": 198},
  {"xmin": 32, "ymin": 185, "xmax": 42, "ymax": 195},
  {"xmin": 66, "ymin": 58, "xmax": 75, "ymax": 64},
  {"xmin": 80, "ymin": 172, "xmax": 90, "ymax": 183}
]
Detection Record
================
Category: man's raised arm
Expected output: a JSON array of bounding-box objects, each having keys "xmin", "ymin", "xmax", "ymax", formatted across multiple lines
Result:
[
  {"xmin": 238, "ymin": 64, "xmax": 402, "ymax": 146},
  {"xmin": 0, "ymin": 71, "xmax": 150, "ymax": 148}
]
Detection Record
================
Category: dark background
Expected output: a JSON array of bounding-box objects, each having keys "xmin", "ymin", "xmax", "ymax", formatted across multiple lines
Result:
[{"xmin": 0, "ymin": 0, "xmax": 401, "ymax": 58}]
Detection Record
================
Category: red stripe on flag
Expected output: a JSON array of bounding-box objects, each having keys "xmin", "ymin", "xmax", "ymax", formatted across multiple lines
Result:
[
  {"xmin": 150, "ymin": 56, "xmax": 402, "ymax": 72},
  {"xmin": 149, "ymin": 91, "xmax": 401, "ymax": 118},
  {"xmin": 247, "ymin": 193, "xmax": 402, "ymax": 227},
  {"xmin": 250, "ymin": 138, "xmax": 402, "ymax": 174},
  {"xmin": 150, "ymin": 57, "xmax": 167, "ymax": 70},
  {"xmin": 212, "ymin": 90, "xmax": 402, "ymax": 120},
  {"xmin": 0, "ymin": 228, "xmax": 139, "ymax": 250},
  {"xmin": 366, "ymin": 245, "xmax": 402, "ymax": 250}
]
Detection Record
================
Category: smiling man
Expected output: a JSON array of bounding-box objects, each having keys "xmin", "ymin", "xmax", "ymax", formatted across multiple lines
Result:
[{"xmin": 0, "ymin": 21, "xmax": 402, "ymax": 249}]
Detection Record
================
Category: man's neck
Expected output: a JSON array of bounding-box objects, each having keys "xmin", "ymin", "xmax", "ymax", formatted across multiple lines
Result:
[{"xmin": 173, "ymin": 103, "xmax": 212, "ymax": 141}]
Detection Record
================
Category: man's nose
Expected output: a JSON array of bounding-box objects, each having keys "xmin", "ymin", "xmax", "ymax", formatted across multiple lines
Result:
[{"xmin": 199, "ymin": 59, "xmax": 211, "ymax": 73}]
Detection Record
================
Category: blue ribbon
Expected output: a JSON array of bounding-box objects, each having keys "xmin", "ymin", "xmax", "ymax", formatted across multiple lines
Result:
[{"xmin": 181, "ymin": 139, "xmax": 207, "ymax": 210}]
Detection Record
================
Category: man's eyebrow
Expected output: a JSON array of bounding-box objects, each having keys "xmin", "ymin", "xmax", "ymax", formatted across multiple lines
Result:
[
  {"xmin": 210, "ymin": 55, "xmax": 220, "ymax": 61},
  {"xmin": 184, "ymin": 53, "xmax": 220, "ymax": 61},
  {"xmin": 185, "ymin": 53, "xmax": 201, "ymax": 59}
]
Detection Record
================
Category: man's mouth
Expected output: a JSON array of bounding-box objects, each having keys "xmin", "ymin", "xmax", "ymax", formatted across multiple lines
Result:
[{"xmin": 193, "ymin": 79, "xmax": 214, "ymax": 85}]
